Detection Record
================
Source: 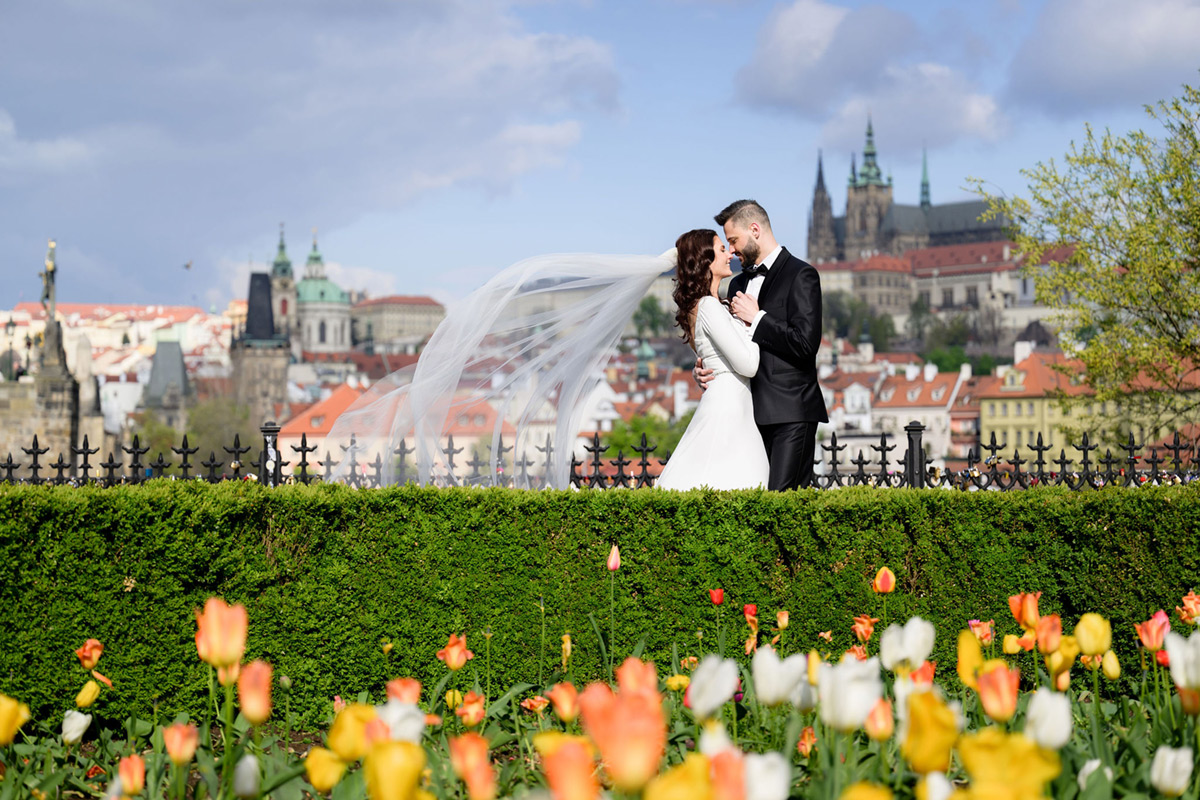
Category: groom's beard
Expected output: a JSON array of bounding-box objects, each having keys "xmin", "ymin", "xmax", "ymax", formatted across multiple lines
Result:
[{"xmin": 739, "ymin": 241, "xmax": 761, "ymax": 268}]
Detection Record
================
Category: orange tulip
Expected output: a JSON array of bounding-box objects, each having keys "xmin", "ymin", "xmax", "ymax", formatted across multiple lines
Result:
[
  {"xmin": 449, "ymin": 732, "xmax": 497, "ymax": 800},
  {"xmin": 1008, "ymin": 592, "xmax": 1041, "ymax": 631},
  {"xmin": 547, "ymin": 682, "xmax": 580, "ymax": 723},
  {"xmin": 872, "ymin": 567, "xmax": 896, "ymax": 594},
  {"xmin": 847, "ymin": 644, "xmax": 868, "ymax": 661},
  {"xmin": 864, "ymin": 698, "xmax": 894, "ymax": 741},
  {"xmin": 607, "ymin": 544, "xmax": 621, "ymax": 571},
  {"xmin": 710, "ymin": 749, "xmax": 745, "ymax": 800},
  {"xmin": 386, "ymin": 677, "xmax": 422, "ymax": 704},
  {"xmin": 797, "ymin": 725, "xmax": 817, "ymax": 757},
  {"xmin": 968, "ymin": 619, "xmax": 995, "ymax": 646},
  {"xmin": 217, "ymin": 663, "xmax": 241, "ymax": 687},
  {"xmin": 163, "ymin": 723, "xmax": 199, "ymax": 766},
  {"xmin": 615, "ymin": 657, "xmax": 659, "ymax": 697},
  {"xmin": 818, "ymin": 631, "xmax": 833, "ymax": 642},
  {"xmin": 578, "ymin": 682, "xmax": 665, "ymax": 792},
  {"xmin": 1179, "ymin": 686, "xmax": 1200, "ymax": 716},
  {"xmin": 562, "ymin": 633, "xmax": 573, "ymax": 671},
  {"xmin": 1036, "ymin": 614, "xmax": 1062, "ymax": 654},
  {"xmin": 456, "ymin": 691, "xmax": 487, "ymax": 727},
  {"xmin": 911, "ymin": 660, "xmax": 936, "ymax": 686},
  {"xmin": 853, "ymin": 615, "xmax": 880, "ymax": 643},
  {"xmin": 743, "ymin": 605, "xmax": 758, "ymax": 634},
  {"xmin": 1177, "ymin": 591, "xmax": 1200, "ymax": 625},
  {"xmin": 977, "ymin": 660, "xmax": 1020, "ymax": 723},
  {"xmin": 521, "ymin": 696, "xmax": 549, "ymax": 716},
  {"xmin": 1136, "ymin": 610, "xmax": 1171, "ymax": 651},
  {"xmin": 237, "ymin": 660, "xmax": 272, "ymax": 725},
  {"xmin": 777, "ymin": 610, "xmax": 790, "ymax": 630},
  {"xmin": 425, "ymin": 714, "xmax": 442, "ymax": 726},
  {"xmin": 543, "ymin": 739, "xmax": 599, "ymax": 800},
  {"xmin": 437, "ymin": 633, "xmax": 475, "ymax": 671},
  {"xmin": 75, "ymin": 639, "xmax": 104, "ymax": 670},
  {"xmin": 194, "ymin": 597, "xmax": 248, "ymax": 669},
  {"xmin": 118, "ymin": 754, "xmax": 145, "ymax": 795}
]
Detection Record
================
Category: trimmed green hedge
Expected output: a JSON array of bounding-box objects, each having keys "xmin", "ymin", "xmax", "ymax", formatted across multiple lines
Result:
[{"xmin": 1, "ymin": 482, "xmax": 1198, "ymax": 729}]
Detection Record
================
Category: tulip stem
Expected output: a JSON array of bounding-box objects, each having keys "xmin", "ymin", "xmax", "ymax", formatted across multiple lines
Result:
[
  {"xmin": 539, "ymin": 598, "xmax": 546, "ymax": 690},
  {"xmin": 609, "ymin": 571, "xmax": 616, "ymax": 685},
  {"xmin": 1090, "ymin": 667, "xmax": 1105, "ymax": 763},
  {"xmin": 222, "ymin": 681, "xmax": 235, "ymax": 792}
]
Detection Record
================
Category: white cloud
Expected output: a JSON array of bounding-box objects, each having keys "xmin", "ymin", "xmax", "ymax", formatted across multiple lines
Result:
[
  {"xmin": 1006, "ymin": 0, "xmax": 1200, "ymax": 114},
  {"xmin": 323, "ymin": 261, "xmax": 397, "ymax": 298},
  {"xmin": 0, "ymin": 109, "xmax": 95, "ymax": 179}
]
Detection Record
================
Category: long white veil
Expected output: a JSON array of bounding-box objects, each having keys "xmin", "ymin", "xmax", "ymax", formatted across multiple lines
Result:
[{"xmin": 323, "ymin": 250, "xmax": 678, "ymax": 488}]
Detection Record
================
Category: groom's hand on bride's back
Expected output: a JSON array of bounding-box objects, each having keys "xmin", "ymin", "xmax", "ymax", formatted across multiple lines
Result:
[{"xmin": 693, "ymin": 357, "xmax": 715, "ymax": 391}]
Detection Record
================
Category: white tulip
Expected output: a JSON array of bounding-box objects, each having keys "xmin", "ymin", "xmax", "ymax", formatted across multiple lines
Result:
[
  {"xmin": 62, "ymin": 710, "xmax": 92, "ymax": 744},
  {"xmin": 1151, "ymin": 746, "xmax": 1193, "ymax": 797},
  {"xmin": 376, "ymin": 698, "xmax": 426, "ymax": 742},
  {"xmin": 752, "ymin": 646, "xmax": 807, "ymax": 706},
  {"xmin": 699, "ymin": 720, "xmax": 735, "ymax": 756},
  {"xmin": 103, "ymin": 776, "xmax": 122, "ymax": 800},
  {"xmin": 818, "ymin": 657, "xmax": 882, "ymax": 732},
  {"xmin": 690, "ymin": 656, "xmax": 740, "ymax": 720},
  {"xmin": 789, "ymin": 677, "xmax": 817, "ymax": 712},
  {"xmin": 1165, "ymin": 632, "xmax": 1200, "ymax": 690},
  {"xmin": 744, "ymin": 751, "xmax": 790, "ymax": 800},
  {"xmin": 879, "ymin": 617, "xmax": 936, "ymax": 671},
  {"xmin": 1077, "ymin": 758, "xmax": 1112, "ymax": 791},
  {"xmin": 1024, "ymin": 690, "xmax": 1072, "ymax": 749},
  {"xmin": 921, "ymin": 772, "xmax": 953, "ymax": 800},
  {"xmin": 234, "ymin": 753, "xmax": 260, "ymax": 798}
]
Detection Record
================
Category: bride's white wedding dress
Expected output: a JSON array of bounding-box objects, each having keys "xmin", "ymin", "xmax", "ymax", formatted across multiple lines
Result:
[{"xmin": 656, "ymin": 296, "xmax": 770, "ymax": 491}]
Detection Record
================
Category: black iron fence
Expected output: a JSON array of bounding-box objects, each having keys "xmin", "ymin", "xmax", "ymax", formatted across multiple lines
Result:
[{"xmin": 1, "ymin": 421, "xmax": 1197, "ymax": 490}]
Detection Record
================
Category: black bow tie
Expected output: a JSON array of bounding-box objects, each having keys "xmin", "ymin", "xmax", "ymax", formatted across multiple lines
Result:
[{"xmin": 742, "ymin": 264, "xmax": 768, "ymax": 279}]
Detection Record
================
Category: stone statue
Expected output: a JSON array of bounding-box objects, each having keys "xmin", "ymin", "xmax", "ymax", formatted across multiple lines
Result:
[{"xmin": 40, "ymin": 239, "xmax": 57, "ymax": 322}]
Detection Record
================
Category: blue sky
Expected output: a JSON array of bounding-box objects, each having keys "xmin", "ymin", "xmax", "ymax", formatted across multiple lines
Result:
[{"xmin": 1, "ymin": 0, "xmax": 1198, "ymax": 312}]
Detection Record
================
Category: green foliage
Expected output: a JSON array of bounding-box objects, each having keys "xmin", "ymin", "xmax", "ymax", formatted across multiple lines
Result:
[
  {"xmin": 823, "ymin": 291, "xmax": 894, "ymax": 352},
  {"xmin": 1, "ymin": 482, "xmax": 1198, "ymax": 733},
  {"xmin": 602, "ymin": 411, "xmax": 693, "ymax": 459},
  {"xmin": 632, "ymin": 296, "xmax": 672, "ymax": 339},
  {"xmin": 972, "ymin": 80, "xmax": 1200, "ymax": 435}
]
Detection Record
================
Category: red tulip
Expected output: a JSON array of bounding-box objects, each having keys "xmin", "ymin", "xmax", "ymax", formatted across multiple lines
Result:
[
  {"xmin": 872, "ymin": 567, "xmax": 896, "ymax": 594},
  {"xmin": 709, "ymin": 589, "xmax": 724, "ymax": 606},
  {"xmin": 1007, "ymin": 592, "xmax": 1041, "ymax": 632},
  {"xmin": 75, "ymin": 639, "xmax": 103, "ymax": 670},
  {"xmin": 1136, "ymin": 610, "xmax": 1171, "ymax": 651}
]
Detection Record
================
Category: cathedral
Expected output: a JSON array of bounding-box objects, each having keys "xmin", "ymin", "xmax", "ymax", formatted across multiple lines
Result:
[{"xmin": 807, "ymin": 119, "xmax": 1006, "ymax": 264}]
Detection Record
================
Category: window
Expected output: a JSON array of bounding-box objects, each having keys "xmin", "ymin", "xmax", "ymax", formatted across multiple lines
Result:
[
  {"xmin": 920, "ymin": 291, "xmax": 931, "ymax": 306},
  {"xmin": 1001, "ymin": 403, "xmax": 1008, "ymax": 416},
  {"xmin": 1015, "ymin": 403, "xmax": 1022, "ymax": 416},
  {"xmin": 311, "ymin": 415, "xmax": 324, "ymax": 429},
  {"xmin": 989, "ymin": 403, "xmax": 995, "ymax": 416},
  {"xmin": 942, "ymin": 288, "xmax": 954, "ymax": 307},
  {"xmin": 280, "ymin": 298, "xmax": 288, "ymax": 316},
  {"xmin": 1029, "ymin": 429, "xmax": 1036, "ymax": 444},
  {"xmin": 966, "ymin": 287, "xmax": 978, "ymax": 306},
  {"xmin": 319, "ymin": 320, "xmax": 326, "ymax": 344},
  {"xmin": 1017, "ymin": 430, "xmax": 1023, "ymax": 446},
  {"xmin": 475, "ymin": 414, "xmax": 486, "ymax": 426}
]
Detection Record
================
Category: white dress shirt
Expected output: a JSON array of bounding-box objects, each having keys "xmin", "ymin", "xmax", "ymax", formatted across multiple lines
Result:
[{"xmin": 744, "ymin": 244, "xmax": 781, "ymax": 337}]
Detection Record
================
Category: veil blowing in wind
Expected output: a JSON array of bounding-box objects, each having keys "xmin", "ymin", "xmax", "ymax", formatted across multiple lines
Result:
[{"xmin": 323, "ymin": 250, "xmax": 677, "ymax": 488}]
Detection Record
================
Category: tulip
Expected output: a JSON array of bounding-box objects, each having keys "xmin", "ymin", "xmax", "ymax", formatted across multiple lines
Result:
[
  {"xmin": 542, "ymin": 739, "xmax": 599, "ymax": 800},
  {"xmin": 118, "ymin": 754, "xmax": 145, "ymax": 795},
  {"xmin": 777, "ymin": 610, "xmax": 789, "ymax": 630},
  {"xmin": 233, "ymin": 753, "xmax": 259, "ymax": 798},
  {"xmin": 751, "ymin": 645, "xmax": 807, "ymax": 706},
  {"xmin": 217, "ymin": 662, "xmax": 241, "ymax": 687},
  {"xmin": 521, "ymin": 696, "xmax": 550, "ymax": 715},
  {"xmin": 744, "ymin": 751, "xmax": 790, "ymax": 800},
  {"xmin": 1178, "ymin": 591, "xmax": 1200, "ymax": 625},
  {"xmin": 449, "ymin": 732, "xmax": 497, "ymax": 800},
  {"xmin": 790, "ymin": 675, "xmax": 817, "ymax": 712},
  {"xmin": 900, "ymin": 691, "xmax": 957, "ymax": 774},
  {"xmin": 1002, "ymin": 634, "xmax": 1022, "ymax": 654},
  {"xmin": 238, "ymin": 659, "xmax": 272, "ymax": 725},
  {"xmin": 1035, "ymin": 614, "xmax": 1062, "ymax": 654},
  {"xmin": 847, "ymin": 644, "xmax": 868, "ymax": 661},
  {"xmin": 1158, "ymin": 649, "xmax": 1171, "ymax": 668},
  {"xmin": 841, "ymin": 784, "xmax": 894, "ymax": 800},
  {"xmin": 445, "ymin": 690, "xmax": 463, "ymax": 710},
  {"xmin": 665, "ymin": 674, "xmax": 690, "ymax": 692},
  {"xmin": 879, "ymin": 617, "xmax": 935, "ymax": 672},
  {"xmin": 1075, "ymin": 613, "xmax": 1112, "ymax": 656},
  {"xmin": 641, "ymin": 753, "xmax": 708, "ymax": 800},
  {"xmin": 864, "ymin": 698, "xmax": 894, "ymax": 741},
  {"xmin": 194, "ymin": 597, "xmax": 248, "ymax": 669},
  {"xmin": 332, "ymin": 695, "xmax": 346, "ymax": 713},
  {"xmin": 911, "ymin": 661, "xmax": 936, "ymax": 686},
  {"xmin": 75, "ymin": 639, "xmax": 104, "ymax": 670},
  {"xmin": 1077, "ymin": 758, "xmax": 1112, "ymax": 791},
  {"xmin": 75, "ymin": 680, "xmax": 101, "ymax": 709},
  {"xmin": 1136, "ymin": 610, "xmax": 1171, "ymax": 651},
  {"xmin": 957, "ymin": 630, "xmax": 983, "ymax": 689},
  {"xmin": 976, "ymin": 660, "xmax": 1020, "ymax": 723},
  {"xmin": 327, "ymin": 703, "xmax": 378, "ymax": 762},
  {"xmin": 807, "ymin": 650, "xmax": 822, "ymax": 685},
  {"xmin": 457, "ymin": 691, "xmax": 487, "ymax": 727},
  {"xmin": 616, "ymin": 657, "xmax": 660, "ymax": 696},
  {"xmin": 1165, "ymin": 631, "xmax": 1200, "ymax": 689},
  {"xmin": 797, "ymin": 725, "xmax": 817, "ymax": 757},
  {"xmin": 381, "ymin": 641, "xmax": 393, "ymax": 654},
  {"xmin": 1181, "ymin": 686, "xmax": 1200, "ymax": 717},
  {"xmin": 607, "ymin": 544, "xmax": 621, "ymax": 571},
  {"xmin": 1025, "ymin": 689, "xmax": 1072, "ymax": 749},
  {"xmin": 967, "ymin": 619, "xmax": 994, "ymax": 646},
  {"xmin": 872, "ymin": 566, "xmax": 896, "ymax": 594},
  {"xmin": 917, "ymin": 772, "xmax": 952, "ymax": 800},
  {"xmin": 1008, "ymin": 592, "xmax": 1041, "ymax": 631},
  {"xmin": 1102, "ymin": 650, "xmax": 1120, "ymax": 680},
  {"xmin": 364, "ymin": 740, "xmax": 425, "ymax": 800},
  {"xmin": 744, "ymin": 604, "xmax": 759, "ymax": 633},
  {"xmin": 548, "ymin": 682, "xmax": 581, "ymax": 722},
  {"xmin": 61, "ymin": 709, "xmax": 91, "ymax": 744},
  {"xmin": 819, "ymin": 630, "xmax": 833, "ymax": 642},
  {"xmin": 562, "ymin": 633, "xmax": 573, "ymax": 670},
  {"xmin": 162, "ymin": 722, "xmax": 199, "ymax": 765},
  {"xmin": 688, "ymin": 656, "xmax": 739, "ymax": 720},
  {"xmin": 437, "ymin": 633, "xmax": 475, "ymax": 671},
  {"xmin": 0, "ymin": 695, "xmax": 30, "ymax": 753},
  {"xmin": 1150, "ymin": 746, "xmax": 1194, "ymax": 797},
  {"xmin": 377, "ymin": 698, "xmax": 426, "ymax": 742},
  {"xmin": 818, "ymin": 657, "xmax": 883, "ymax": 732},
  {"xmin": 709, "ymin": 748, "xmax": 744, "ymax": 799},
  {"xmin": 386, "ymin": 677, "xmax": 422, "ymax": 704},
  {"xmin": 957, "ymin": 728, "xmax": 1060, "ymax": 798},
  {"xmin": 709, "ymin": 589, "xmax": 724, "ymax": 606},
  {"xmin": 305, "ymin": 746, "xmax": 346, "ymax": 793},
  {"xmin": 578, "ymin": 682, "xmax": 665, "ymax": 792},
  {"xmin": 853, "ymin": 615, "xmax": 880, "ymax": 644}
]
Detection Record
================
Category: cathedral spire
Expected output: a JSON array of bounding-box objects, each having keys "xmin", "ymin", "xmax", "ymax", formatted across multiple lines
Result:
[
  {"xmin": 858, "ymin": 115, "xmax": 885, "ymax": 186},
  {"xmin": 271, "ymin": 223, "xmax": 293, "ymax": 279},
  {"xmin": 920, "ymin": 146, "xmax": 931, "ymax": 210},
  {"xmin": 849, "ymin": 152, "xmax": 857, "ymax": 185},
  {"xmin": 815, "ymin": 150, "xmax": 826, "ymax": 193}
]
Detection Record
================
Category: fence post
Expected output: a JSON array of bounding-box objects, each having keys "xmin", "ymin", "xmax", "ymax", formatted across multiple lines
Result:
[
  {"xmin": 260, "ymin": 420, "xmax": 282, "ymax": 487},
  {"xmin": 904, "ymin": 420, "xmax": 926, "ymax": 488}
]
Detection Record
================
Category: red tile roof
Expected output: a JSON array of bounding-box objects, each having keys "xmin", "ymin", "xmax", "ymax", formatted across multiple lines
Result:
[
  {"xmin": 907, "ymin": 242, "xmax": 1015, "ymax": 272},
  {"xmin": 15, "ymin": 302, "xmax": 207, "ymax": 324},
  {"xmin": 875, "ymin": 372, "xmax": 960, "ymax": 408},
  {"xmin": 353, "ymin": 295, "xmax": 444, "ymax": 309},
  {"xmin": 280, "ymin": 384, "xmax": 367, "ymax": 437},
  {"xmin": 444, "ymin": 397, "xmax": 517, "ymax": 437},
  {"xmin": 976, "ymin": 352, "xmax": 1092, "ymax": 399},
  {"xmin": 851, "ymin": 254, "xmax": 911, "ymax": 273}
]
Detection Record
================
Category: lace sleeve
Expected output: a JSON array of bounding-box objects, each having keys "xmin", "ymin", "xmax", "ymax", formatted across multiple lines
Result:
[{"xmin": 698, "ymin": 296, "xmax": 759, "ymax": 377}]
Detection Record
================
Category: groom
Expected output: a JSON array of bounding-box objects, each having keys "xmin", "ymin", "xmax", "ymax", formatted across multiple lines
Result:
[{"xmin": 696, "ymin": 199, "xmax": 828, "ymax": 490}]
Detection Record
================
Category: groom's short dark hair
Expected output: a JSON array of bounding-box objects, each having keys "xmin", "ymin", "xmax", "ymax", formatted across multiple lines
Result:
[{"xmin": 715, "ymin": 199, "xmax": 771, "ymax": 230}]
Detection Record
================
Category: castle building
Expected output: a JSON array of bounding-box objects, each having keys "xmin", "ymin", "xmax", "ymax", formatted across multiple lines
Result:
[
  {"xmin": 807, "ymin": 119, "xmax": 1006, "ymax": 263},
  {"xmin": 295, "ymin": 232, "xmax": 352, "ymax": 355},
  {"xmin": 231, "ymin": 273, "xmax": 289, "ymax": 427}
]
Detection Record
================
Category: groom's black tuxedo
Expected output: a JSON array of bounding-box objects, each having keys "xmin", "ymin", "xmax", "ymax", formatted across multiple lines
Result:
[{"xmin": 726, "ymin": 247, "xmax": 828, "ymax": 489}]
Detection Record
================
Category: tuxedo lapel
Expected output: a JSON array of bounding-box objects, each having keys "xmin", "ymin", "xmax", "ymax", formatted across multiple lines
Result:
[{"xmin": 758, "ymin": 247, "xmax": 790, "ymax": 304}]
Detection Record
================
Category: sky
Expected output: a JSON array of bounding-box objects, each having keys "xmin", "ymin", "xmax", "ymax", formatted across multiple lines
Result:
[{"xmin": 2, "ymin": 0, "xmax": 1198, "ymax": 313}]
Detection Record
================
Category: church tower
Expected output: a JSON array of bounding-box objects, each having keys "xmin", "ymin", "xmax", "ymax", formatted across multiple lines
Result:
[
  {"xmin": 920, "ymin": 147, "xmax": 932, "ymax": 211},
  {"xmin": 843, "ymin": 116, "xmax": 894, "ymax": 260},
  {"xmin": 270, "ymin": 224, "xmax": 297, "ymax": 341},
  {"xmin": 807, "ymin": 151, "xmax": 838, "ymax": 263},
  {"xmin": 231, "ymin": 273, "xmax": 290, "ymax": 427}
]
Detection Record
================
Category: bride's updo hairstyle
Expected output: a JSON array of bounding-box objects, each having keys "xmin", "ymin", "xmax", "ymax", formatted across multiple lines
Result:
[{"xmin": 672, "ymin": 228, "xmax": 718, "ymax": 348}]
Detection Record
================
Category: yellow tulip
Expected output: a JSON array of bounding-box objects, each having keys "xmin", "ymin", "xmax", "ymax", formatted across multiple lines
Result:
[
  {"xmin": 807, "ymin": 650, "xmax": 822, "ymax": 686},
  {"xmin": 75, "ymin": 680, "xmax": 101, "ymax": 709},
  {"xmin": 901, "ymin": 691, "xmax": 958, "ymax": 774},
  {"xmin": 957, "ymin": 630, "xmax": 983, "ymax": 690},
  {"xmin": 841, "ymin": 782, "xmax": 894, "ymax": 800},
  {"xmin": 327, "ymin": 704, "xmax": 378, "ymax": 762},
  {"xmin": 1075, "ymin": 613, "xmax": 1112, "ymax": 656},
  {"xmin": 364, "ymin": 741, "xmax": 425, "ymax": 800},
  {"xmin": 305, "ymin": 747, "xmax": 347, "ymax": 793},
  {"xmin": 643, "ymin": 753, "xmax": 712, "ymax": 800},
  {"xmin": 665, "ymin": 674, "xmax": 690, "ymax": 692},
  {"xmin": 1102, "ymin": 650, "xmax": 1120, "ymax": 680},
  {"xmin": 0, "ymin": 694, "xmax": 31, "ymax": 746},
  {"xmin": 958, "ymin": 727, "xmax": 1060, "ymax": 800},
  {"xmin": 1002, "ymin": 634, "xmax": 1023, "ymax": 655}
]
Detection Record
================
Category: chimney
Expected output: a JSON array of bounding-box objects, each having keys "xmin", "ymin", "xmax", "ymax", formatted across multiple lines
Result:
[
  {"xmin": 905, "ymin": 363, "xmax": 920, "ymax": 381},
  {"xmin": 923, "ymin": 362, "xmax": 937, "ymax": 382},
  {"xmin": 1013, "ymin": 340, "xmax": 1034, "ymax": 365},
  {"xmin": 960, "ymin": 361, "xmax": 973, "ymax": 379}
]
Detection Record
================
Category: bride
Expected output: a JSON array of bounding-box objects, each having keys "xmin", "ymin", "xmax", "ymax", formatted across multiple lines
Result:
[{"xmin": 654, "ymin": 230, "xmax": 769, "ymax": 490}]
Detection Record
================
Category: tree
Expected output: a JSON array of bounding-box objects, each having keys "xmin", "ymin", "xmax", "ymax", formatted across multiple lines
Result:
[
  {"xmin": 603, "ymin": 410, "xmax": 694, "ymax": 459},
  {"xmin": 633, "ymin": 296, "xmax": 672, "ymax": 339},
  {"xmin": 906, "ymin": 296, "xmax": 934, "ymax": 344},
  {"xmin": 973, "ymin": 80, "xmax": 1200, "ymax": 436}
]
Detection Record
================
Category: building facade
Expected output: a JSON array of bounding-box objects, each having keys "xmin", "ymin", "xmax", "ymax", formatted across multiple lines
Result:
[
  {"xmin": 295, "ymin": 234, "xmax": 352, "ymax": 355},
  {"xmin": 351, "ymin": 295, "xmax": 445, "ymax": 353}
]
